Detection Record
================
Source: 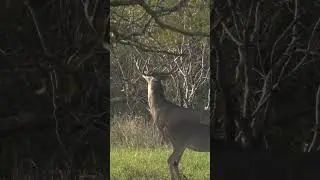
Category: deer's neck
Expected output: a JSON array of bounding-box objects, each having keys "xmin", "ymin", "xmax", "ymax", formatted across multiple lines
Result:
[{"xmin": 147, "ymin": 82, "xmax": 167, "ymax": 112}]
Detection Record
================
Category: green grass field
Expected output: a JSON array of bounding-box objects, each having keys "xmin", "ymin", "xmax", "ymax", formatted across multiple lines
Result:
[
  {"xmin": 111, "ymin": 148, "xmax": 210, "ymax": 180},
  {"xmin": 110, "ymin": 115, "xmax": 210, "ymax": 180}
]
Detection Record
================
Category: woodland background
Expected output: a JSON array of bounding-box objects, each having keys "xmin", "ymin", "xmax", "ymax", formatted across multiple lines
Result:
[
  {"xmin": 211, "ymin": 1, "xmax": 320, "ymax": 178},
  {"xmin": 0, "ymin": 0, "xmax": 108, "ymax": 178},
  {"xmin": 212, "ymin": 0, "xmax": 320, "ymax": 152}
]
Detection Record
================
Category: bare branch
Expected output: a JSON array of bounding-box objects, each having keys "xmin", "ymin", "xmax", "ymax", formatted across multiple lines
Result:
[
  {"xmin": 295, "ymin": 48, "xmax": 320, "ymax": 57},
  {"xmin": 308, "ymin": 84, "xmax": 320, "ymax": 152},
  {"xmin": 154, "ymin": 0, "xmax": 190, "ymax": 15},
  {"xmin": 110, "ymin": 0, "xmax": 140, "ymax": 7},
  {"xmin": 49, "ymin": 70, "xmax": 68, "ymax": 158},
  {"xmin": 119, "ymin": 40, "xmax": 186, "ymax": 56},
  {"xmin": 24, "ymin": 1, "xmax": 52, "ymax": 57},
  {"xmin": 287, "ymin": 16, "xmax": 320, "ymax": 76},
  {"xmin": 274, "ymin": 0, "xmax": 299, "ymax": 87},
  {"xmin": 270, "ymin": 20, "xmax": 296, "ymax": 64},
  {"xmin": 138, "ymin": 0, "xmax": 209, "ymax": 37},
  {"xmin": 221, "ymin": 22, "xmax": 243, "ymax": 46},
  {"xmin": 227, "ymin": 0, "xmax": 241, "ymax": 38}
]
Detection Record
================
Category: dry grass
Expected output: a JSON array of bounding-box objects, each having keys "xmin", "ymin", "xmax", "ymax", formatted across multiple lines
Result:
[{"xmin": 110, "ymin": 114, "xmax": 169, "ymax": 148}]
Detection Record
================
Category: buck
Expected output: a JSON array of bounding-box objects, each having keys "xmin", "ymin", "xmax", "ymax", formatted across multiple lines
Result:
[{"xmin": 135, "ymin": 60, "xmax": 210, "ymax": 180}]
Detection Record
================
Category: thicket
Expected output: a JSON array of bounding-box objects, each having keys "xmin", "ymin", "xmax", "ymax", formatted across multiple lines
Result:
[
  {"xmin": 0, "ymin": 0, "xmax": 108, "ymax": 178},
  {"xmin": 212, "ymin": 0, "xmax": 320, "ymax": 152}
]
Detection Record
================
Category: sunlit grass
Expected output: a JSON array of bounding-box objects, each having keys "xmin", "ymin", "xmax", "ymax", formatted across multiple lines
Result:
[{"xmin": 111, "ymin": 147, "xmax": 209, "ymax": 180}]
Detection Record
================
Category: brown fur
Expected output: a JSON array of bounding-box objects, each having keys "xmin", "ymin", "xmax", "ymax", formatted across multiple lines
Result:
[{"xmin": 141, "ymin": 74, "xmax": 210, "ymax": 180}]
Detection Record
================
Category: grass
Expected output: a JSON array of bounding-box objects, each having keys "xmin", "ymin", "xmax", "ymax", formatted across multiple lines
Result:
[
  {"xmin": 111, "ymin": 148, "xmax": 209, "ymax": 180},
  {"xmin": 110, "ymin": 114, "xmax": 210, "ymax": 180}
]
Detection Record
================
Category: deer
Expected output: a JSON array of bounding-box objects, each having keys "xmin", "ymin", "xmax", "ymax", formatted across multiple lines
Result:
[{"xmin": 135, "ymin": 59, "xmax": 210, "ymax": 180}]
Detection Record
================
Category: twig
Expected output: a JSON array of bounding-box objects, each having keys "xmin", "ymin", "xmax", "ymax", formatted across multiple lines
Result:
[
  {"xmin": 308, "ymin": 84, "xmax": 320, "ymax": 152},
  {"xmin": 221, "ymin": 22, "xmax": 243, "ymax": 46},
  {"xmin": 120, "ymin": 40, "xmax": 186, "ymax": 56},
  {"xmin": 50, "ymin": 70, "xmax": 68, "ymax": 158},
  {"xmin": 270, "ymin": 20, "xmax": 296, "ymax": 64},
  {"xmin": 24, "ymin": 1, "xmax": 52, "ymax": 57},
  {"xmin": 287, "ymin": 16, "xmax": 320, "ymax": 76}
]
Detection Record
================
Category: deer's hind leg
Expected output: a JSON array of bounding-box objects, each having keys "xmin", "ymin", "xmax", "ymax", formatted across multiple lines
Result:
[
  {"xmin": 168, "ymin": 150, "xmax": 176, "ymax": 180},
  {"xmin": 168, "ymin": 145, "xmax": 186, "ymax": 180}
]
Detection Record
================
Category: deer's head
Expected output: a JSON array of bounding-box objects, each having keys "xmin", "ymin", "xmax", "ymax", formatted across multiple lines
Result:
[
  {"xmin": 141, "ymin": 73, "xmax": 170, "ymax": 88},
  {"xmin": 135, "ymin": 59, "xmax": 177, "ymax": 106},
  {"xmin": 135, "ymin": 59, "xmax": 177, "ymax": 90}
]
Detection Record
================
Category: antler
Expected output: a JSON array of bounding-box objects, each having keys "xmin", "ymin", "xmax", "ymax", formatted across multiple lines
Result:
[
  {"xmin": 150, "ymin": 64, "xmax": 177, "ymax": 77},
  {"xmin": 134, "ymin": 58, "xmax": 150, "ymax": 76},
  {"xmin": 134, "ymin": 57, "xmax": 178, "ymax": 77}
]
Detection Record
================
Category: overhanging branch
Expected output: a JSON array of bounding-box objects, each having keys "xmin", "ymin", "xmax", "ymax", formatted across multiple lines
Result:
[
  {"xmin": 110, "ymin": 0, "xmax": 140, "ymax": 7},
  {"xmin": 138, "ymin": 0, "xmax": 209, "ymax": 37}
]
